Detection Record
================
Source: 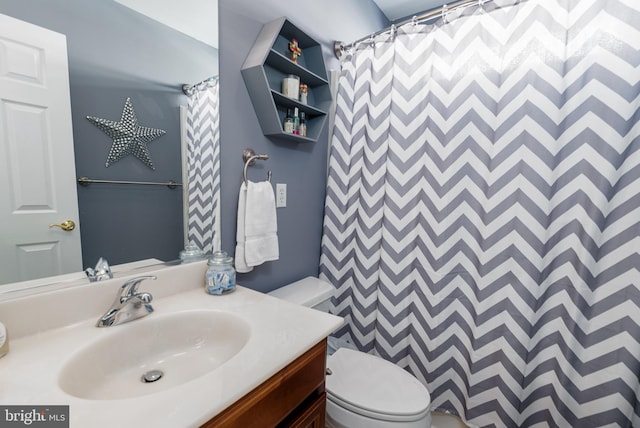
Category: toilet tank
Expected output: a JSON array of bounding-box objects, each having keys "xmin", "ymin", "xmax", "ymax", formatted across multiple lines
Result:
[{"xmin": 268, "ymin": 276, "xmax": 334, "ymax": 312}]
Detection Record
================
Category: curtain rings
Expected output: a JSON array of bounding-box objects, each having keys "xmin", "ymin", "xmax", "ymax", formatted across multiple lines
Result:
[
  {"xmin": 442, "ymin": 4, "xmax": 450, "ymax": 23},
  {"xmin": 367, "ymin": 34, "xmax": 376, "ymax": 49}
]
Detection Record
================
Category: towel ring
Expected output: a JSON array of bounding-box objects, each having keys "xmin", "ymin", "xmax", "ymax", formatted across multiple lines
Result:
[{"xmin": 242, "ymin": 148, "xmax": 271, "ymax": 185}]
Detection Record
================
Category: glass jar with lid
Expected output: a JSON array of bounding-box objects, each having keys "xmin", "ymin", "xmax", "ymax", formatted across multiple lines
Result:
[
  {"xmin": 282, "ymin": 74, "xmax": 300, "ymax": 99},
  {"xmin": 205, "ymin": 251, "xmax": 236, "ymax": 295},
  {"xmin": 179, "ymin": 244, "xmax": 205, "ymax": 263}
]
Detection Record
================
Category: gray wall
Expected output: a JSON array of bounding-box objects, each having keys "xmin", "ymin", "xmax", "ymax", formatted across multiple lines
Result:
[
  {"xmin": 0, "ymin": 0, "xmax": 218, "ymax": 267},
  {"xmin": 0, "ymin": 0, "xmax": 385, "ymax": 287},
  {"xmin": 219, "ymin": 0, "xmax": 388, "ymax": 292}
]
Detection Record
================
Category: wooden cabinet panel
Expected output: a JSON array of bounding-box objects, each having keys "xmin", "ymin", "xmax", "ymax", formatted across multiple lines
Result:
[
  {"xmin": 202, "ymin": 340, "xmax": 327, "ymax": 428},
  {"xmin": 280, "ymin": 392, "xmax": 326, "ymax": 428}
]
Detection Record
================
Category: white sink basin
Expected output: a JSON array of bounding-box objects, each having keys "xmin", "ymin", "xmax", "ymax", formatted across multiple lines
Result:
[{"xmin": 58, "ymin": 310, "xmax": 251, "ymax": 400}]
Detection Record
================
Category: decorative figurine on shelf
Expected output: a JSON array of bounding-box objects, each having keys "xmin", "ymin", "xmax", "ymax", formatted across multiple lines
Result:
[
  {"xmin": 299, "ymin": 83, "xmax": 308, "ymax": 104},
  {"xmin": 288, "ymin": 38, "xmax": 302, "ymax": 63}
]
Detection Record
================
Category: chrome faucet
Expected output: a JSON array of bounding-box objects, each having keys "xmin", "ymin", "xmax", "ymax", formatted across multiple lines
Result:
[{"xmin": 97, "ymin": 275, "xmax": 156, "ymax": 327}]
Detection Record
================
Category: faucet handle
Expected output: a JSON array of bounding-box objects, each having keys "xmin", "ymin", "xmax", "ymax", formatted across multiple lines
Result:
[
  {"xmin": 137, "ymin": 292, "xmax": 153, "ymax": 304},
  {"xmin": 121, "ymin": 275, "xmax": 157, "ymax": 298}
]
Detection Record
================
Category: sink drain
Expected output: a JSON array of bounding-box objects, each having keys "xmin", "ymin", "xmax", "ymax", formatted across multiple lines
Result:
[{"xmin": 141, "ymin": 369, "xmax": 164, "ymax": 383}]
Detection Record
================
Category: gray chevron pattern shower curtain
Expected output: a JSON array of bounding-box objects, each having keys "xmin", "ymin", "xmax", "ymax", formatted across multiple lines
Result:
[
  {"xmin": 186, "ymin": 82, "xmax": 220, "ymax": 254},
  {"xmin": 319, "ymin": 0, "xmax": 640, "ymax": 426}
]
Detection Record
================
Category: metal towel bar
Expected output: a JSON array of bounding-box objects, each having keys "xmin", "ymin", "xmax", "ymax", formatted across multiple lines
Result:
[
  {"xmin": 242, "ymin": 149, "xmax": 271, "ymax": 185},
  {"xmin": 77, "ymin": 176, "xmax": 181, "ymax": 189}
]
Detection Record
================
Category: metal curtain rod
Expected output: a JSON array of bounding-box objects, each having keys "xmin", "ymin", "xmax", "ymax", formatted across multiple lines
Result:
[
  {"xmin": 77, "ymin": 176, "xmax": 182, "ymax": 189},
  {"xmin": 182, "ymin": 75, "xmax": 219, "ymax": 96},
  {"xmin": 334, "ymin": 0, "xmax": 491, "ymax": 58}
]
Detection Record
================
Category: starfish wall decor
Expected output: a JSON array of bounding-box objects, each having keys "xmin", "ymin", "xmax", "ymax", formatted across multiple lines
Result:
[{"xmin": 86, "ymin": 97, "xmax": 165, "ymax": 170}]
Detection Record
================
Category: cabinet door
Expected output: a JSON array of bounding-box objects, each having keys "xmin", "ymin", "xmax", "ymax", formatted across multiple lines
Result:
[
  {"xmin": 280, "ymin": 392, "xmax": 326, "ymax": 428},
  {"xmin": 201, "ymin": 340, "xmax": 327, "ymax": 428}
]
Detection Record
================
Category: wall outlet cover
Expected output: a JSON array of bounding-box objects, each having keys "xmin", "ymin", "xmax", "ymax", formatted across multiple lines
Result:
[{"xmin": 276, "ymin": 183, "xmax": 287, "ymax": 208}]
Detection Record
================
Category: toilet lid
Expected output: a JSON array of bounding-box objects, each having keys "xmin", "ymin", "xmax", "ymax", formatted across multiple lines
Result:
[{"xmin": 326, "ymin": 348, "xmax": 431, "ymax": 422}]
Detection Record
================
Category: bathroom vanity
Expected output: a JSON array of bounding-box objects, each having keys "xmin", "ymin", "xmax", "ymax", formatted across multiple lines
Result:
[
  {"xmin": 203, "ymin": 340, "xmax": 327, "ymax": 427},
  {"xmin": 0, "ymin": 261, "xmax": 342, "ymax": 427}
]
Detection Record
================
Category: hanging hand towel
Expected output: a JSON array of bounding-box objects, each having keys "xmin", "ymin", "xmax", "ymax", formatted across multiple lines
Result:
[
  {"xmin": 244, "ymin": 180, "xmax": 279, "ymax": 267},
  {"xmin": 234, "ymin": 182, "xmax": 252, "ymax": 273},
  {"xmin": 234, "ymin": 180, "xmax": 279, "ymax": 272}
]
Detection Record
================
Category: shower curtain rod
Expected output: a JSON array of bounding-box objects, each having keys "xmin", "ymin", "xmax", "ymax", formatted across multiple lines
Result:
[
  {"xmin": 182, "ymin": 75, "xmax": 219, "ymax": 96},
  {"xmin": 334, "ymin": 0, "xmax": 492, "ymax": 58}
]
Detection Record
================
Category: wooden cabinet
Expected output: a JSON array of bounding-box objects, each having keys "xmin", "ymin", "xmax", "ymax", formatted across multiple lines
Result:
[
  {"xmin": 280, "ymin": 392, "xmax": 326, "ymax": 428},
  {"xmin": 202, "ymin": 340, "xmax": 327, "ymax": 428},
  {"xmin": 241, "ymin": 17, "xmax": 331, "ymax": 143}
]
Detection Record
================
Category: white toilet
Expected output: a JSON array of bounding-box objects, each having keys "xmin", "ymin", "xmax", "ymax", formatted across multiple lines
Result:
[{"xmin": 268, "ymin": 277, "xmax": 432, "ymax": 428}]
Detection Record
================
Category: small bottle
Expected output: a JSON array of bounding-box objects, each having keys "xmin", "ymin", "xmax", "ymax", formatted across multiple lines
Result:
[
  {"xmin": 283, "ymin": 109, "xmax": 294, "ymax": 133},
  {"xmin": 205, "ymin": 251, "xmax": 236, "ymax": 295},
  {"xmin": 299, "ymin": 84, "xmax": 308, "ymax": 104},
  {"xmin": 292, "ymin": 107, "xmax": 300, "ymax": 135},
  {"xmin": 0, "ymin": 322, "xmax": 8, "ymax": 359},
  {"xmin": 298, "ymin": 112, "xmax": 307, "ymax": 137}
]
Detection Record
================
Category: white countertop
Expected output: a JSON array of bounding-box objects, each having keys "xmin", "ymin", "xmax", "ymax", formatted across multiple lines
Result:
[{"xmin": 0, "ymin": 262, "xmax": 343, "ymax": 427}]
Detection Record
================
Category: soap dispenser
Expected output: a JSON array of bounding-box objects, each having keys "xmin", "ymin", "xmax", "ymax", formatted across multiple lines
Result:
[{"xmin": 0, "ymin": 322, "xmax": 8, "ymax": 358}]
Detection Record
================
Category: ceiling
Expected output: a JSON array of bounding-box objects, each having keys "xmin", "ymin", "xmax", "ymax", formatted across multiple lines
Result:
[
  {"xmin": 372, "ymin": 0, "xmax": 449, "ymax": 22},
  {"xmin": 111, "ymin": 0, "xmax": 448, "ymax": 48},
  {"xmin": 113, "ymin": 0, "xmax": 218, "ymax": 48}
]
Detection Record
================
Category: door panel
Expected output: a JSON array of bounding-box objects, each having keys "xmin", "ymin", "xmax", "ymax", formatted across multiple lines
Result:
[{"xmin": 0, "ymin": 13, "xmax": 82, "ymax": 285}]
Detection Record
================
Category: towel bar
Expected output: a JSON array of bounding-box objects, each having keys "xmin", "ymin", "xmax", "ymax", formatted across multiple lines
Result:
[
  {"xmin": 78, "ymin": 176, "xmax": 181, "ymax": 189},
  {"xmin": 242, "ymin": 148, "xmax": 271, "ymax": 185}
]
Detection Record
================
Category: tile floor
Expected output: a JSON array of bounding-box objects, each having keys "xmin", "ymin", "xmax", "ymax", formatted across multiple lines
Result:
[{"xmin": 432, "ymin": 412, "xmax": 468, "ymax": 428}]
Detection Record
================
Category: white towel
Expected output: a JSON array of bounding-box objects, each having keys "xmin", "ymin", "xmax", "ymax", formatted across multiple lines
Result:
[
  {"xmin": 235, "ymin": 180, "xmax": 279, "ymax": 272},
  {"xmin": 234, "ymin": 182, "xmax": 251, "ymax": 273}
]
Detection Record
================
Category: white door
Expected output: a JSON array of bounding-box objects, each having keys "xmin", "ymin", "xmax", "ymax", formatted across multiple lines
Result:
[{"xmin": 0, "ymin": 13, "xmax": 82, "ymax": 285}]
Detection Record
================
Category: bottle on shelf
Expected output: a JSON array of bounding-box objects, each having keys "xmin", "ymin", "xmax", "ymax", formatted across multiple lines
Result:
[
  {"xmin": 298, "ymin": 112, "xmax": 307, "ymax": 137},
  {"xmin": 292, "ymin": 107, "xmax": 300, "ymax": 135},
  {"xmin": 283, "ymin": 108, "xmax": 294, "ymax": 133}
]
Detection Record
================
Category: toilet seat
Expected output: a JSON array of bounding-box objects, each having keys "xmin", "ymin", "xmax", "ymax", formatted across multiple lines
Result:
[{"xmin": 326, "ymin": 348, "xmax": 431, "ymax": 423}]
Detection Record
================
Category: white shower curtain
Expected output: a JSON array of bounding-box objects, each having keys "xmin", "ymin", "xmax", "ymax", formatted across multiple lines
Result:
[
  {"xmin": 184, "ymin": 81, "xmax": 220, "ymax": 254},
  {"xmin": 320, "ymin": 0, "xmax": 640, "ymax": 426}
]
